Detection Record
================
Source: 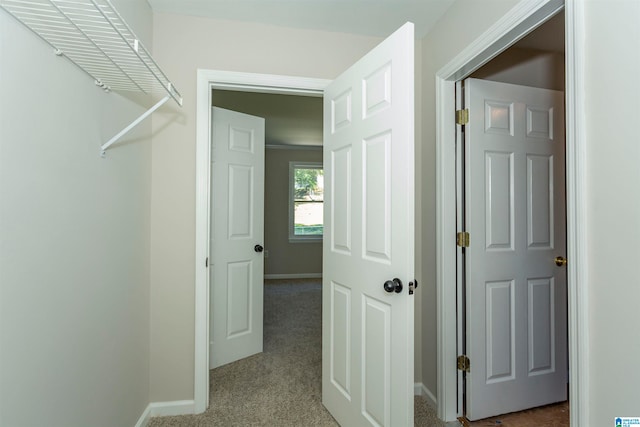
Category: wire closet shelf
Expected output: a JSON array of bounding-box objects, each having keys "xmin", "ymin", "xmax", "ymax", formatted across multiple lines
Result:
[{"xmin": 0, "ymin": 0, "xmax": 183, "ymax": 155}]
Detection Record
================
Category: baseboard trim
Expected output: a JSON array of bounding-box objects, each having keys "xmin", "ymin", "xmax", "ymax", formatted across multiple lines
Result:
[
  {"xmin": 134, "ymin": 404, "xmax": 152, "ymax": 427},
  {"xmin": 264, "ymin": 273, "xmax": 322, "ymax": 280},
  {"xmin": 135, "ymin": 399, "xmax": 196, "ymax": 426},
  {"xmin": 414, "ymin": 382, "xmax": 423, "ymax": 396},
  {"xmin": 414, "ymin": 382, "xmax": 438, "ymax": 410}
]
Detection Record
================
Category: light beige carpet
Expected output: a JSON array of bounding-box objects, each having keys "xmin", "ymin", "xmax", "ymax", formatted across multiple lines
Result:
[{"xmin": 148, "ymin": 279, "xmax": 445, "ymax": 426}]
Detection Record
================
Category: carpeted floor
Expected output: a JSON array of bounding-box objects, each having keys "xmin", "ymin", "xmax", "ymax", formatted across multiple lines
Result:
[{"xmin": 148, "ymin": 279, "xmax": 445, "ymax": 426}]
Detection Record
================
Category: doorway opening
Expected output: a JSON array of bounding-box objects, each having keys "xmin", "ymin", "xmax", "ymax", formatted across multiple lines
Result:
[
  {"xmin": 208, "ymin": 89, "xmax": 324, "ymax": 371},
  {"xmin": 210, "ymin": 89, "xmax": 324, "ymax": 281},
  {"xmin": 435, "ymin": 1, "xmax": 588, "ymax": 426},
  {"xmin": 194, "ymin": 71, "xmax": 329, "ymax": 412},
  {"xmin": 456, "ymin": 10, "xmax": 568, "ymax": 424}
]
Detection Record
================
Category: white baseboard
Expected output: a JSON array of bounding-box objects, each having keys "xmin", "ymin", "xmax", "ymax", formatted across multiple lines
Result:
[
  {"xmin": 134, "ymin": 404, "xmax": 151, "ymax": 427},
  {"xmin": 415, "ymin": 384, "xmax": 461, "ymax": 426},
  {"xmin": 135, "ymin": 400, "xmax": 195, "ymax": 426},
  {"xmin": 264, "ymin": 273, "xmax": 322, "ymax": 280},
  {"xmin": 414, "ymin": 382, "xmax": 438, "ymax": 410},
  {"xmin": 414, "ymin": 382, "xmax": 423, "ymax": 396},
  {"xmin": 149, "ymin": 400, "xmax": 195, "ymax": 417}
]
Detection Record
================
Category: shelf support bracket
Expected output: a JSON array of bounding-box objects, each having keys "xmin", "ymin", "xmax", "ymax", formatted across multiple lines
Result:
[{"xmin": 101, "ymin": 95, "xmax": 170, "ymax": 157}]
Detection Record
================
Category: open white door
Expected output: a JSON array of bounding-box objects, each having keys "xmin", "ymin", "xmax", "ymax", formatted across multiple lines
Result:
[
  {"xmin": 210, "ymin": 106, "xmax": 265, "ymax": 369},
  {"xmin": 322, "ymin": 22, "xmax": 415, "ymax": 427},
  {"xmin": 464, "ymin": 78, "xmax": 567, "ymax": 420}
]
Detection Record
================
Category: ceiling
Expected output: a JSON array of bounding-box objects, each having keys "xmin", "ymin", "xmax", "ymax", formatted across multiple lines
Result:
[{"xmin": 147, "ymin": 0, "xmax": 456, "ymax": 39}]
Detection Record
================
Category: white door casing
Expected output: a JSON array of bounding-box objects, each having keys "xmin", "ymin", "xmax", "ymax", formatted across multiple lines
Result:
[
  {"xmin": 322, "ymin": 22, "xmax": 415, "ymax": 427},
  {"xmin": 210, "ymin": 106, "xmax": 265, "ymax": 369},
  {"xmin": 464, "ymin": 78, "xmax": 567, "ymax": 420}
]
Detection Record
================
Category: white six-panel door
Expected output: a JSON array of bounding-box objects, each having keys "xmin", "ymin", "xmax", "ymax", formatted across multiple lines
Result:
[
  {"xmin": 210, "ymin": 107, "xmax": 265, "ymax": 369},
  {"xmin": 464, "ymin": 78, "xmax": 567, "ymax": 420},
  {"xmin": 322, "ymin": 22, "xmax": 415, "ymax": 427}
]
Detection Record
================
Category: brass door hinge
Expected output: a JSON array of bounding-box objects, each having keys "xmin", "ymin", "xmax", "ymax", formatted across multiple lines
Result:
[
  {"xmin": 456, "ymin": 109, "xmax": 469, "ymax": 125},
  {"xmin": 457, "ymin": 355, "xmax": 470, "ymax": 372},
  {"xmin": 457, "ymin": 231, "xmax": 470, "ymax": 247}
]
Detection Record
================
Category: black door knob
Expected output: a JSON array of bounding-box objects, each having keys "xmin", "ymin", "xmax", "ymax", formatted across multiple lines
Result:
[
  {"xmin": 383, "ymin": 278, "xmax": 403, "ymax": 293},
  {"xmin": 254, "ymin": 244, "xmax": 264, "ymax": 253}
]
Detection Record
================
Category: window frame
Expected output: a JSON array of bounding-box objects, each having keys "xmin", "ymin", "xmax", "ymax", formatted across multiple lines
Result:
[{"xmin": 288, "ymin": 161, "xmax": 324, "ymax": 243}]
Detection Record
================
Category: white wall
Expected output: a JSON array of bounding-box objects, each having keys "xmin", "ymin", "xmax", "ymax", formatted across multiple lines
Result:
[
  {"xmin": 583, "ymin": 0, "xmax": 640, "ymax": 424},
  {"xmin": 150, "ymin": 12, "xmax": 384, "ymax": 402},
  {"xmin": 0, "ymin": 1, "xmax": 153, "ymax": 426}
]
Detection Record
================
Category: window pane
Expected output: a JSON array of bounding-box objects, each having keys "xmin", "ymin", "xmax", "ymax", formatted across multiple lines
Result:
[
  {"xmin": 294, "ymin": 168, "xmax": 323, "ymax": 236},
  {"xmin": 294, "ymin": 201, "xmax": 323, "ymax": 235}
]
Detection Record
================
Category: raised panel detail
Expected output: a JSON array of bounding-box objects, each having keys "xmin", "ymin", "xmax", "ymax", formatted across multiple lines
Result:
[
  {"xmin": 331, "ymin": 146, "xmax": 352, "ymax": 254},
  {"xmin": 228, "ymin": 164, "xmax": 253, "ymax": 239},
  {"xmin": 527, "ymin": 155, "xmax": 554, "ymax": 249},
  {"xmin": 363, "ymin": 62, "xmax": 391, "ymax": 119},
  {"xmin": 362, "ymin": 295, "xmax": 391, "ymax": 427},
  {"xmin": 528, "ymin": 278, "xmax": 555, "ymax": 376},
  {"xmin": 226, "ymin": 261, "xmax": 252, "ymax": 338},
  {"xmin": 485, "ymin": 101, "xmax": 514, "ymax": 136},
  {"xmin": 331, "ymin": 281, "xmax": 351, "ymax": 400},
  {"xmin": 486, "ymin": 280, "xmax": 515, "ymax": 383},
  {"xmin": 485, "ymin": 151, "xmax": 514, "ymax": 251},
  {"xmin": 229, "ymin": 126, "xmax": 254, "ymax": 153},
  {"xmin": 527, "ymin": 106, "xmax": 554, "ymax": 140},
  {"xmin": 363, "ymin": 132, "xmax": 391, "ymax": 263},
  {"xmin": 332, "ymin": 89, "xmax": 352, "ymax": 133}
]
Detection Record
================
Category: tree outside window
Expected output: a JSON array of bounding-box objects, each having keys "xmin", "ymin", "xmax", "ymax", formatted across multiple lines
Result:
[{"xmin": 289, "ymin": 162, "xmax": 323, "ymax": 241}]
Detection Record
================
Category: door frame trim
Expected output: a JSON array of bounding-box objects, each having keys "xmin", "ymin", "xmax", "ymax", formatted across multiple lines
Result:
[
  {"xmin": 435, "ymin": 0, "xmax": 588, "ymax": 425},
  {"xmin": 194, "ymin": 70, "xmax": 330, "ymax": 413}
]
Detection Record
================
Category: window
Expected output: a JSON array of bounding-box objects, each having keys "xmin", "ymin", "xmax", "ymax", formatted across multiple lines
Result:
[{"xmin": 289, "ymin": 162, "xmax": 323, "ymax": 241}]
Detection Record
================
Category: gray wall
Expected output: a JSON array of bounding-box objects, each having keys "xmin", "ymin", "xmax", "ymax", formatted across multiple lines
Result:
[
  {"xmin": 264, "ymin": 148, "xmax": 323, "ymax": 276},
  {"xmin": 0, "ymin": 1, "xmax": 153, "ymax": 426}
]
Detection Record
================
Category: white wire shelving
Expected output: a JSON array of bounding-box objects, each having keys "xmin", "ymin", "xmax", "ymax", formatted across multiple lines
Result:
[{"xmin": 0, "ymin": 0, "xmax": 183, "ymax": 156}]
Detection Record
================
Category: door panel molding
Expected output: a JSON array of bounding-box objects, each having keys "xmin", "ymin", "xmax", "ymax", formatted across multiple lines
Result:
[{"xmin": 435, "ymin": 0, "xmax": 589, "ymax": 425}]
